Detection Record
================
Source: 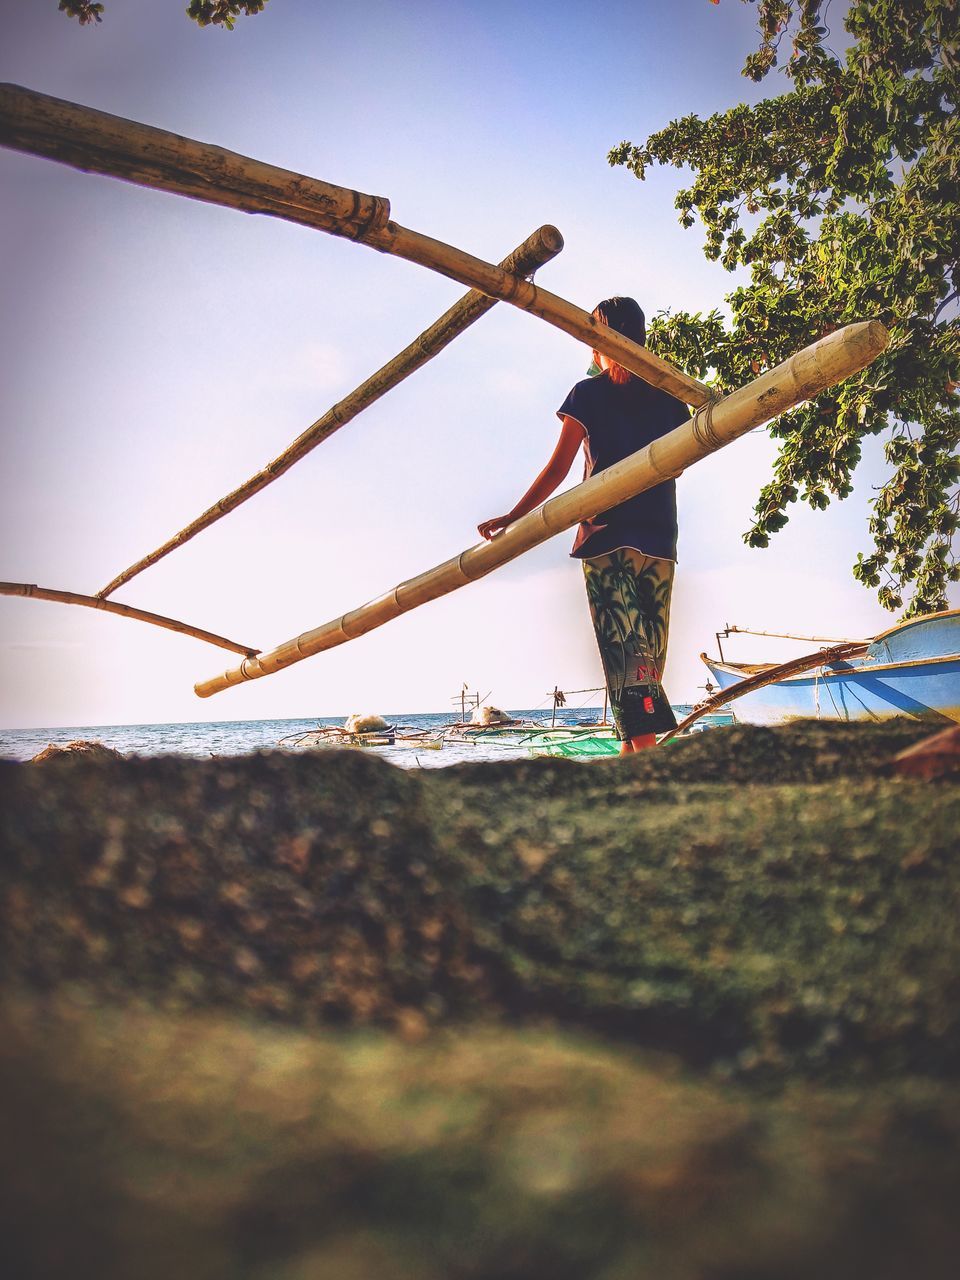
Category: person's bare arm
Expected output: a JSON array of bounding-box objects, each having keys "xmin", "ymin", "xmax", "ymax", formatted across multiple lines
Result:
[{"xmin": 477, "ymin": 416, "xmax": 586, "ymax": 540}]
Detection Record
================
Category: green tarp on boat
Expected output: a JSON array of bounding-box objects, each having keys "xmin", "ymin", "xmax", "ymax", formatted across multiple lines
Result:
[{"xmin": 523, "ymin": 729, "xmax": 620, "ymax": 758}]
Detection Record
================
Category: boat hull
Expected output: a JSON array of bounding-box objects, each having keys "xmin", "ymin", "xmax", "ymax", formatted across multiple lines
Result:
[{"xmin": 703, "ymin": 610, "xmax": 960, "ymax": 726}]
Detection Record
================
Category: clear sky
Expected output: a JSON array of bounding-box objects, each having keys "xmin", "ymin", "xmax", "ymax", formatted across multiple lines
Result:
[{"xmin": 1, "ymin": 0, "xmax": 952, "ymax": 730}]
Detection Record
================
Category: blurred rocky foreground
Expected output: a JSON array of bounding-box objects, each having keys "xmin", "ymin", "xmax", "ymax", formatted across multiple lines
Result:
[{"xmin": 1, "ymin": 720, "xmax": 958, "ymax": 1279}]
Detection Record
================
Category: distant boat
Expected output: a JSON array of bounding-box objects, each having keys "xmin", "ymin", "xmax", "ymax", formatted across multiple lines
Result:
[
  {"xmin": 283, "ymin": 725, "xmax": 397, "ymax": 750},
  {"xmin": 701, "ymin": 609, "xmax": 960, "ymax": 725}
]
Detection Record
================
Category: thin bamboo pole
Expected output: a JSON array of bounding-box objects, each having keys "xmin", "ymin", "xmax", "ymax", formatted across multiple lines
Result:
[
  {"xmin": 195, "ymin": 320, "xmax": 890, "ymax": 697},
  {"xmin": 0, "ymin": 84, "xmax": 709, "ymax": 406},
  {"xmin": 722, "ymin": 625, "xmax": 859, "ymax": 643},
  {"xmin": 0, "ymin": 582, "xmax": 258, "ymax": 656},
  {"xmin": 96, "ymin": 225, "xmax": 565, "ymax": 599},
  {"xmin": 671, "ymin": 642, "xmax": 869, "ymax": 735},
  {"xmin": 372, "ymin": 222, "xmax": 710, "ymax": 404}
]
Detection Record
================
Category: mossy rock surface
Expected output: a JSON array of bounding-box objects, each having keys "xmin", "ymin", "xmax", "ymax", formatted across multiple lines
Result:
[
  {"xmin": 1, "ymin": 721, "xmax": 958, "ymax": 1276},
  {"xmin": 1, "ymin": 721, "xmax": 955, "ymax": 1077}
]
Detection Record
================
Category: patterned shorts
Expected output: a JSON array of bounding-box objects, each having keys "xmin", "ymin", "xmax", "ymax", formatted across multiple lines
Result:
[{"xmin": 582, "ymin": 547, "xmax": 678, "ymax": 740}]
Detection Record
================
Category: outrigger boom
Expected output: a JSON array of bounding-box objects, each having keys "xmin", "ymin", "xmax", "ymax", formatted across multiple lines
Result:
[
  {"xmin": 96, "ymin": 224, "xmax": 566, "ymax": 599},
  {"xmin": 196, "ymin": 322, "xmax": 890, "ymax": 698}
]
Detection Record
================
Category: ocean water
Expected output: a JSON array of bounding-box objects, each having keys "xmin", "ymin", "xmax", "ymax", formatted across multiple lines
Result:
[
  {"xmin": 0, "ymin": 705, "xmax": 727, "ymax": 769},
  {"xmin": 0, "ymin": 707, "xmax": 602, "ymax": 770}
]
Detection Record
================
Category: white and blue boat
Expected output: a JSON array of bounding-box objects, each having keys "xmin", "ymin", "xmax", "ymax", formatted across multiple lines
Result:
[{"xmin": 701, "ymin": 609, "xmax": 960, "ymax": 726}]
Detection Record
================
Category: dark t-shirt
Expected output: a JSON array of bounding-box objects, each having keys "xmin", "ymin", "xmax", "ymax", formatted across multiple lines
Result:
[{"xmin": 557, "ymin": 372, "xmax": 689, "ymax": 561}]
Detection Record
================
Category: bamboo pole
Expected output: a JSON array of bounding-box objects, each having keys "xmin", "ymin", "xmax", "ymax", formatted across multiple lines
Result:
[
  {"xmin": 97, "ymin": 225, "xmax": 565, "ymax": 599},
  {"xmin": 195, "ymin": 320, "xmax": 890, "ymax": 698},
  {"xmin": 0, "ymin": 582, "xmax": 258, "ymax": 656},
  {"xmin": 722, "ymin": 625, "xmax": 859, "ymax": 643},
  {"xmin": 0, "ymin": 83, "xmax": 390, "ymax": 239},
  {"xmin": 671, "ymin": 642, "xmax": 869, "ymax": 735},
  {"xmin": 0, "ymin": 84, "xmax": 709, "ymax": 406}
]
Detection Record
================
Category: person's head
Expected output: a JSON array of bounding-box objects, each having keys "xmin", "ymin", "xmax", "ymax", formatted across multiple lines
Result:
[{"xmin": 591, "ymin": 296, "xmax": 646, "ymax": 384}]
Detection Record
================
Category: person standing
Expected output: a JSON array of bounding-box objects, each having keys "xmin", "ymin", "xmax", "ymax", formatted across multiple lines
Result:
[{"xmin": 478, "ymin": 297, "xmax": 689, "ymax": 755}]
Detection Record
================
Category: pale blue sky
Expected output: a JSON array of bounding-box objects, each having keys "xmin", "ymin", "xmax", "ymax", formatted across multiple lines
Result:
[{"xmin": 1, "ymin": 0, "xmax": 948, "ymax": 729}]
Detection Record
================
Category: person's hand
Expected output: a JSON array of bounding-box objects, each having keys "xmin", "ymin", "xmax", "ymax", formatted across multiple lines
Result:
[{"xmin": 478, "ymin": 515, "xmax": 511, "ymax": 541}]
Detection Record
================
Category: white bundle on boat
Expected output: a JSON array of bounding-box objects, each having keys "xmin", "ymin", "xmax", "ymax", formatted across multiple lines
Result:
[
  {"xmin": 344, "ymin": 713, "xmax": 389, "ymax": 734},
  {"xmin": 470, "ymin": 705, "xmax": 510, "ymax": 726}
]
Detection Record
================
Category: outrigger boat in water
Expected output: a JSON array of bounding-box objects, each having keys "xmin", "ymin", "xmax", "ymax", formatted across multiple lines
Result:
[
  {"xmin": 282, "ymin": 725, "xmax": 445, "ymax": 751},
  {"xmin": 700, "ymin": 609, "xmax": 960, "ymax": 726},
  {"xmin": 280, "ymin": 676, "xmax": 742, "ymax": 759}
]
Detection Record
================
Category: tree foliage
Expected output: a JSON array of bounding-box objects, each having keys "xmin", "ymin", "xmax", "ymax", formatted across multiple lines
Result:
[
  {"xmin": 58, "ymin": 1, "xmax": 269, "ymax": 28},
  {"xmin": 610, "ymin": 0, "xmax": 959, "ymax": 616},
  {"xmin": 57, "ymin": 1, "xmax": 103, "ymax": 22}
]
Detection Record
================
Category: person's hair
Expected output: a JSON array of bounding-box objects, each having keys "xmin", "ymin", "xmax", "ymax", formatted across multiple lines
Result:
[{"xmin": 592, "ymin": 296, "xmax": 646, "ymax": 385}]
